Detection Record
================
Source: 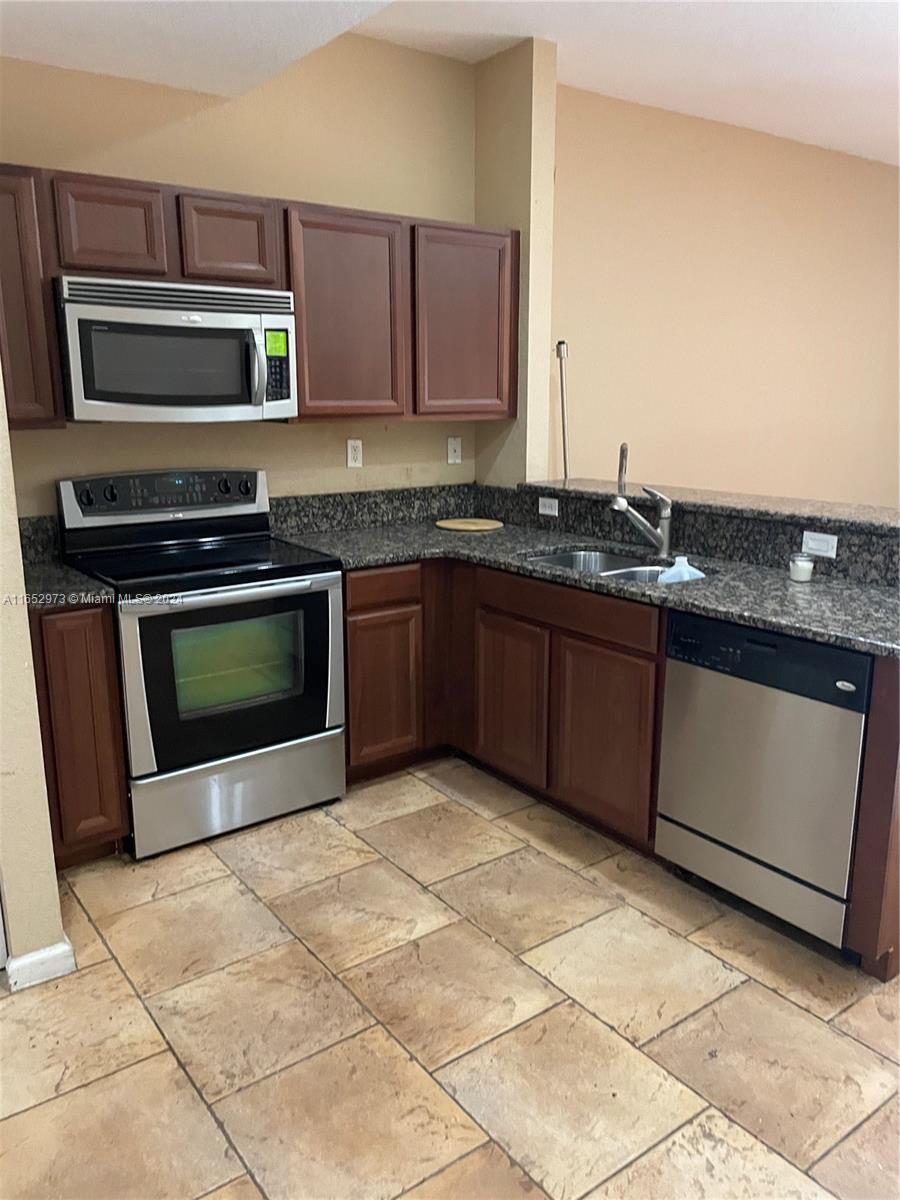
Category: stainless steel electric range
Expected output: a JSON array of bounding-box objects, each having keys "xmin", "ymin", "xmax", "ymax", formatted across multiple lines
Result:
[{"xmin": 58, "ymin": 468, "xmax": 345, "ymax": 858}]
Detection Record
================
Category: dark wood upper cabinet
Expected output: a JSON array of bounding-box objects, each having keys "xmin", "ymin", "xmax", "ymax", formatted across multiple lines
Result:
[
  {"xmin": 179, "ymin": 194, "xmax": 282, "ymax": 285},
  {"xmin": 347, "ymin": 602, "xmax": 423, "ymax": 767},
  {"xmin": 290, "ymin": 207, "xmax": 408, "ymax": 417},
  {"xmin": 415, "ymin": 224, "xmax": 515, "ymax": 416},
  {"xmin": 54, "ymin": 176, "xmax": 168, "ymax": 274},
  {"xmin": 0, "ymin": 169, "xmax": 61, "ymax": 427},
  {"xmin": 475, "ymin": 607, "xmax": 549, "ymax": 790},
  {"xmin": 30, "ymin": 606, "xmax": 129, "ymax": 866},
  {"xmin": 551, "ymin": 631, "xmax": 656, "ymax": 844}
]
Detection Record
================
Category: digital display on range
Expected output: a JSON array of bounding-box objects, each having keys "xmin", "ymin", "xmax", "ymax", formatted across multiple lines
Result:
[{"xmin": 156, "ymin": 476, "xmax": 186, "ymax": 493}]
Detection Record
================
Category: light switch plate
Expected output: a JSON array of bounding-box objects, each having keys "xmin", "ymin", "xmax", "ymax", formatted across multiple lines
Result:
[
  {"xmin": 346, "ymin": 439, "xmax": 363, "ymax": 469},
  {"xmin": 447, "ymin": 436, "xmax": 462, "ymax": 465},
  {"xmin": 539, "ymin": 496, "xmax": 559, "ymax": 517},
  {"xmin": 801, "ymin": 530, "xmax": 838, "ymax": 558}
]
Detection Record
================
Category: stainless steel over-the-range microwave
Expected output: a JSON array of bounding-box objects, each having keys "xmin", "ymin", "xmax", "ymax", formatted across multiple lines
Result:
[{"xmin": 58, "ymin": 275, "xmax": 298, "ymax": 422}]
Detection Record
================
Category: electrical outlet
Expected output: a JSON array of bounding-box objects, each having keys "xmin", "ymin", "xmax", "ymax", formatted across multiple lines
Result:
[
  {"xmin": 538, "ymin": 496, "xmax": 559, "ymax": 517},
  {"xmin": 346, "ymin": 439, "xmax": 363, "ymax": 469},
  {"xmin": 802, "ymin": 530, "xmax": 838, "ymax": 558},
  {"xmin": 447, "ymin": 436, "xmax": 462, "ymax": 465}
]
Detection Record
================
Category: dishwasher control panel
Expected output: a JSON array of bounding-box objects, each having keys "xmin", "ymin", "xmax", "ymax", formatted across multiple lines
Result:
[{"xmin": 667, "ymin": 612, "xmax": 871, "ymax": 713}]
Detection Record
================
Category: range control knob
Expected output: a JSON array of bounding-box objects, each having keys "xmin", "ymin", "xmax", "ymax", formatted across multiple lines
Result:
[
  {"xmin": 103, "ymin": 484, "xmax": 118, "ymax": 503},
  {"xmin": 217, "ymin": 477, "xmax": 232, "ymax": 496},
  {"xmin": 238, "ymin": 477, "xmax": 252, "ymax": 497},
  {"xmin": 78, "ymin": 487, "xmax": 95, "ymax": 507}
]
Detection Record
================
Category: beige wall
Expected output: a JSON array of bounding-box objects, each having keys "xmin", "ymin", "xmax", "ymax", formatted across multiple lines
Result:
[
  {"xmin": 551, "ymin": 86, "xmax": 900, "ymax": 507},
  {"xmin": 474, "ymin": 39, "xmax": 557, "ymax": 486},
  {"xmin": 0, "ymin": 36, "xmax": 480, "ymax": 515},
  {"xmin": 0, "ymin": 385, "xmax": 64, "ymax": 959}
]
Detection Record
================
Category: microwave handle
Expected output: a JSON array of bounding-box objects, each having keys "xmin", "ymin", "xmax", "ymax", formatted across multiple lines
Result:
[{"xmin": 250, "ymin": 330, "xmax": 267, "ymax": 406}]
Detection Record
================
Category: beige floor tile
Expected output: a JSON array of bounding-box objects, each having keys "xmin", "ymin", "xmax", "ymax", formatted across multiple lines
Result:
[
  {"xmin": 434, "ymin": 848, "xmax": 617, "ymax": 953},
  {"xmin": 270, "ymin": 858, "xmax": 456, "ymax": 972},
  {"xmin": 361, "ymin": 799, "xmax": 522, "ymax": 884},
  {"xmin": 495, "ymin": 804, "xmax": 618, "ymax": 870},
  {"xmin": 343, "ymin": 921, "xmax": 561, "ymax": 1069},
  {"xmin": 810, "ymin": 1095, "xmax": 900, "ymax": 1200},
  {"xmin": 833, "ymin": 977, "xmax": 899, "ymax": 1063},
  {"xmin": 66, "ymin": 845, "xmax": 230, "ymax": 919},
  {"xmin": 690, "ymin": 909, "xmax": 878, "ymax": 1020},
  {"xmin": 0, "ymin": 1053, "xmax": 240, "ymax": 1200},
  {"xmin": 201, "ymin": 1177, "xmax": 264, "ymax": 1200},
  {"xmin": 332, "ymin": 771, "xmax": 446, "ymax": 829},
  {"xmin": 646, "ymin": 981, "xmax": 898, "ymax": 1168},
  {"xmin": 0, "ymin": 959, "xmax": 164, "ymax": 1119},
  {"xmin": 97, "ymin": 874, "xmax": 291, "ymax": 996},
  {"xmin": 586, "ymin": 1109, "xmax": 831, "ymax": 1200},
  {"xmin": 524, "ymin": 906, "xmax": 743, "ymax": 1044},
  {"xmin": 59, "ymin": 878, "xmax": 109, "ymax": 968},
  {"xmin": 406, "ymin": 1143, "xmax": 548, "ymax": 1199},
  {"xmin": 148, "ymin": 940, "xmax": 372, "ymax": 1101},
  {"xmin": 413, "ymin": 758, "xmax": 534, "ymax": 819},
  {"xmin": 582, "ymin": 850, "xmax": 724, "ymax": 935},
  {"xmin": 437, "ymin": 1001, "xmax": 704, "ymax": 1200},
  {"xmin": 216, "ymin": 1026, "xmax": 485, "ymax": 1200},
  {"xmin": 212, "ymin": 809, "xmax": 378, "ymax": 899}
]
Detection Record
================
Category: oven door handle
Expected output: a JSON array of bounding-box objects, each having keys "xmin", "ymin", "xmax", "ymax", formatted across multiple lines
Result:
[
  {"xmin": 250, "ymin": 330, "xmax": 267, "ymax": 407},
  {"xmin": 118, "ymin": 571, "xmax": 341, "ymax": 616}
]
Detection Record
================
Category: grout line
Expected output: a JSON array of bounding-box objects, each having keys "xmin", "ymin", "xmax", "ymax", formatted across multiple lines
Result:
[
  {"xmin": 0, "ymin": 1048, "xmax": 170, "ymax": 1126},
  {"xmin": 805, "ymin": 1087, "xmax": 900, "ymax": 1173},
  {"xmin": 67, "ymin": 863, "xmax": 234, "ymax": 924}
]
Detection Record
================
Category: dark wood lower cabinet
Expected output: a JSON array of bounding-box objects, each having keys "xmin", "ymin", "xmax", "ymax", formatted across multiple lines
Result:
[
  {"xmin": 30, "ymin": 605, "xmax": 129, "ymax": 866},
  {"xmin": 475, "ymin": 607, "xmax": 550, "ymax": 791},
  {"xmin": 551, "ymin": 631, "xmax": 656, "ymax": 843},
  {"xmin": 346, "ymin": 602, "xmax": 423, "ymax": 768}
]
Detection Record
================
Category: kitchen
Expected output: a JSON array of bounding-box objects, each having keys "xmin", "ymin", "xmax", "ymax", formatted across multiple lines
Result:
[{"xmin": 0, "ymin": 4, "xmax": 897, "ymax": 1199}]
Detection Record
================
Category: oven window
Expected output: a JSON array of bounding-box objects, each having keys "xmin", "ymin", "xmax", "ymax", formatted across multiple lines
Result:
[
  {"xmin": 78, "ymin": 321, "xmax": 252, "ymax": 407},
  {"xmin": 171, "ymin": 612, "xmax": 304, "ymax": 719}
]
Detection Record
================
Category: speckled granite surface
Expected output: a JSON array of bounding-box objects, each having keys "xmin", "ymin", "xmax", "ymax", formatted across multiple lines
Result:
[
  {"xmin": 21, "ymin": 561, "xmax": 114, "ymax": 608},
  {"xmin": 291, "ymin": 523, "xmax": 900, "ymax": 658}
]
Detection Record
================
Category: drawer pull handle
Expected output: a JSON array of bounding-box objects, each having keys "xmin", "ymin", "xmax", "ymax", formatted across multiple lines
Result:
[{"xmin": 835, "ymin": 680, "xmax": 857, "ymax": 693}]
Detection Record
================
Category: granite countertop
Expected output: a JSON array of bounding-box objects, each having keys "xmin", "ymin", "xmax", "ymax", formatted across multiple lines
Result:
[
  {"xmin": 22, "ymin": 562, "xmax": 115, "ymax": 608},
  {"xmin": 294, "ymin": 522, "xmax": 900, "ymax": 658},
  {"xmin": 525, "ymin": 479, "xmax": 900, "ymax": 533}
]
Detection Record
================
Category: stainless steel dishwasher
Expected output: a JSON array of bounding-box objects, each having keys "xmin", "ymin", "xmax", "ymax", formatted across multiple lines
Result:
[{"xmin": 656, "ymin": 613, "xmax": 872, "ymax": 946}]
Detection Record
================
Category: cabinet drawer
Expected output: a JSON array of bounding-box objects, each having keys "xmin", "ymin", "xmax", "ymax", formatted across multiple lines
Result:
[
  {"xmin": 475, "ymin": 567, "xmax": 659, "ymax": 655},
  {"xmin": 346, "ymin": 564, "xmax": 422, "ymax": 613}
]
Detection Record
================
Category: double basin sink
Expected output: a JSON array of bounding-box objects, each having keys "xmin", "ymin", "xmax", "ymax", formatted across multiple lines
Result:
[{"xmin": 527, "ymin": 549, "xmax": 672, "ymax": 583}]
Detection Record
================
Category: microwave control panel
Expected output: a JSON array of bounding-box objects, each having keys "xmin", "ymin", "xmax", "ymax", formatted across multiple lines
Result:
[
  {"xmin": 265, "ymin": 330, "xmax": 291, "ymax": 402},
  {"xmin": 69, "ymin": 470, "xmax": 259, "ymax": 514}
]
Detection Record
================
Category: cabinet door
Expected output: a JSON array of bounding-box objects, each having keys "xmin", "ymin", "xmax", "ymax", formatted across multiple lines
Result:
[
  {"xmin": 551, "ymin": 632, "xmax": 656, "ymax": 843},
  {"xmin": 415, "ymin": 225, "xmax": 515, "ymax": 416},
  {"xmin": 475, "ymin": 608, "xmax": 549, "ymax": 790},
  {"xmin": 179, "ymin": 194, "xmax": 281, "ymax": 284},
  {"xmin": 347, "ymin": 603, "xmax": 423, "ymax": 766},
  {"xmin": 0, "ymin": 171, "xmax": 61, "ymax": 427},
  {"xmin": 290, "ymin": 208, "xmax": 408, "ymax": 416},
  {"xmin": 54, "ymin": 176, "xmax": 168, "ymax": 273},
  {"xmin": 31, "ymin": 607, "xmax": 129, "ymax": 858}
]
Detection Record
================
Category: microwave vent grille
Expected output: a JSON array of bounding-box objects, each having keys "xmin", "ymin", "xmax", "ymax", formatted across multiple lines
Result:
[{"xmin": 61, "ymin": 276, "xmax": 293, "ymax": 314}]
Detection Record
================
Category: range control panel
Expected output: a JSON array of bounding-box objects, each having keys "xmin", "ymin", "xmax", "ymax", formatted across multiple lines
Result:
[{"xmin": 69, "ymin": 470, "xmax": 260, "ymax": 514}]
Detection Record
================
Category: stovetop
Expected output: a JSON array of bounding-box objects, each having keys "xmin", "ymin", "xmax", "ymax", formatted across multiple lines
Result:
[{"xmin": 66, "ymin": 536, "xmax": 341, "ymax": 595}]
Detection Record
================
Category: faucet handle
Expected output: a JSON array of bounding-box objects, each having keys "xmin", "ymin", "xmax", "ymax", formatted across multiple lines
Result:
[
  {"xmin": 617, "ymin": 442, "xmax": 629, "ymax": 495},
  {"xmin": 642, "ymin": 485, "xmax": 672, "ymax": 517}
]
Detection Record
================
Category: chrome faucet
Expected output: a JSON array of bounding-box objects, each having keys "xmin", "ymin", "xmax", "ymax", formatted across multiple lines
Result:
[{"xmin": 610, "ymin": 443, "xmax": 672, "ymax": 556}]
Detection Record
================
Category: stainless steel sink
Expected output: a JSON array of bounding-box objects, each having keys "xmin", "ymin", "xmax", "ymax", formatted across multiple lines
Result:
[{"xmin": 528, "ymin": 550, "xmax": 650, "ymax": 573}]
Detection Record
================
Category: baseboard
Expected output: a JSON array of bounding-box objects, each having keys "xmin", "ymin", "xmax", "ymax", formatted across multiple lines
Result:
[{"xmin": 4, "ymin": 936, "xmax": 75, "ymax": 992}]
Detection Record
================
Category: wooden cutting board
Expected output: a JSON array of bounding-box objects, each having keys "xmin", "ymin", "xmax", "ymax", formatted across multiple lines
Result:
[{"xmin": 435, "ymin": 518, "xmax": 504, "ymax": 533}]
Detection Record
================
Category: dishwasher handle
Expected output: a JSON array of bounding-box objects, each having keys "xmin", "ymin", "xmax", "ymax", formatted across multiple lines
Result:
[{"xmin": 667, "ymin": 611, "xmax": 872, "ymax": 713}]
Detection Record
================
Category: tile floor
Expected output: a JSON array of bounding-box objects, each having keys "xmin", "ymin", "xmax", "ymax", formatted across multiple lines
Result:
[{"xmin": 1, "ymin": 756, "xmax": 897, "ymax": 1200}]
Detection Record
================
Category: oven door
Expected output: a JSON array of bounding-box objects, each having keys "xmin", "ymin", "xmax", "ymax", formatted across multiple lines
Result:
[
  {"xmin": 118, "ymin": 573, "xmax": 344, "ymax": 777},
  {"xmin": 64, "ymin": 304, "xmax": 269, "ymax": 423}
]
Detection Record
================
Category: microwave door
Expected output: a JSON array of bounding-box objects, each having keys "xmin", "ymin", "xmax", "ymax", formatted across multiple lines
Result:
[{"xmin": 65, "ymin": 305, "xmax": 266, "ymax": 423}]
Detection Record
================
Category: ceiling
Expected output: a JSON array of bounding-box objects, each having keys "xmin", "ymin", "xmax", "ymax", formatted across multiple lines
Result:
[
  {"xmin": 0, "ymin": 1, "xmax": 895, "ymax": 164},
  {"xmin": 0, "ymin": 1, "xmax": 390, "ymax": 97},
  {"xmin": 359, "ymin": 2, "xmax": 899, "ymax": 164}
]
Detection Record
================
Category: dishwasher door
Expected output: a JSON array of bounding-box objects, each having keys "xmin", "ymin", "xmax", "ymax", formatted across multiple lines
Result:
[{"xmin": 656, "ymin": 614, "xmax": 871, "ymax": 946}]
